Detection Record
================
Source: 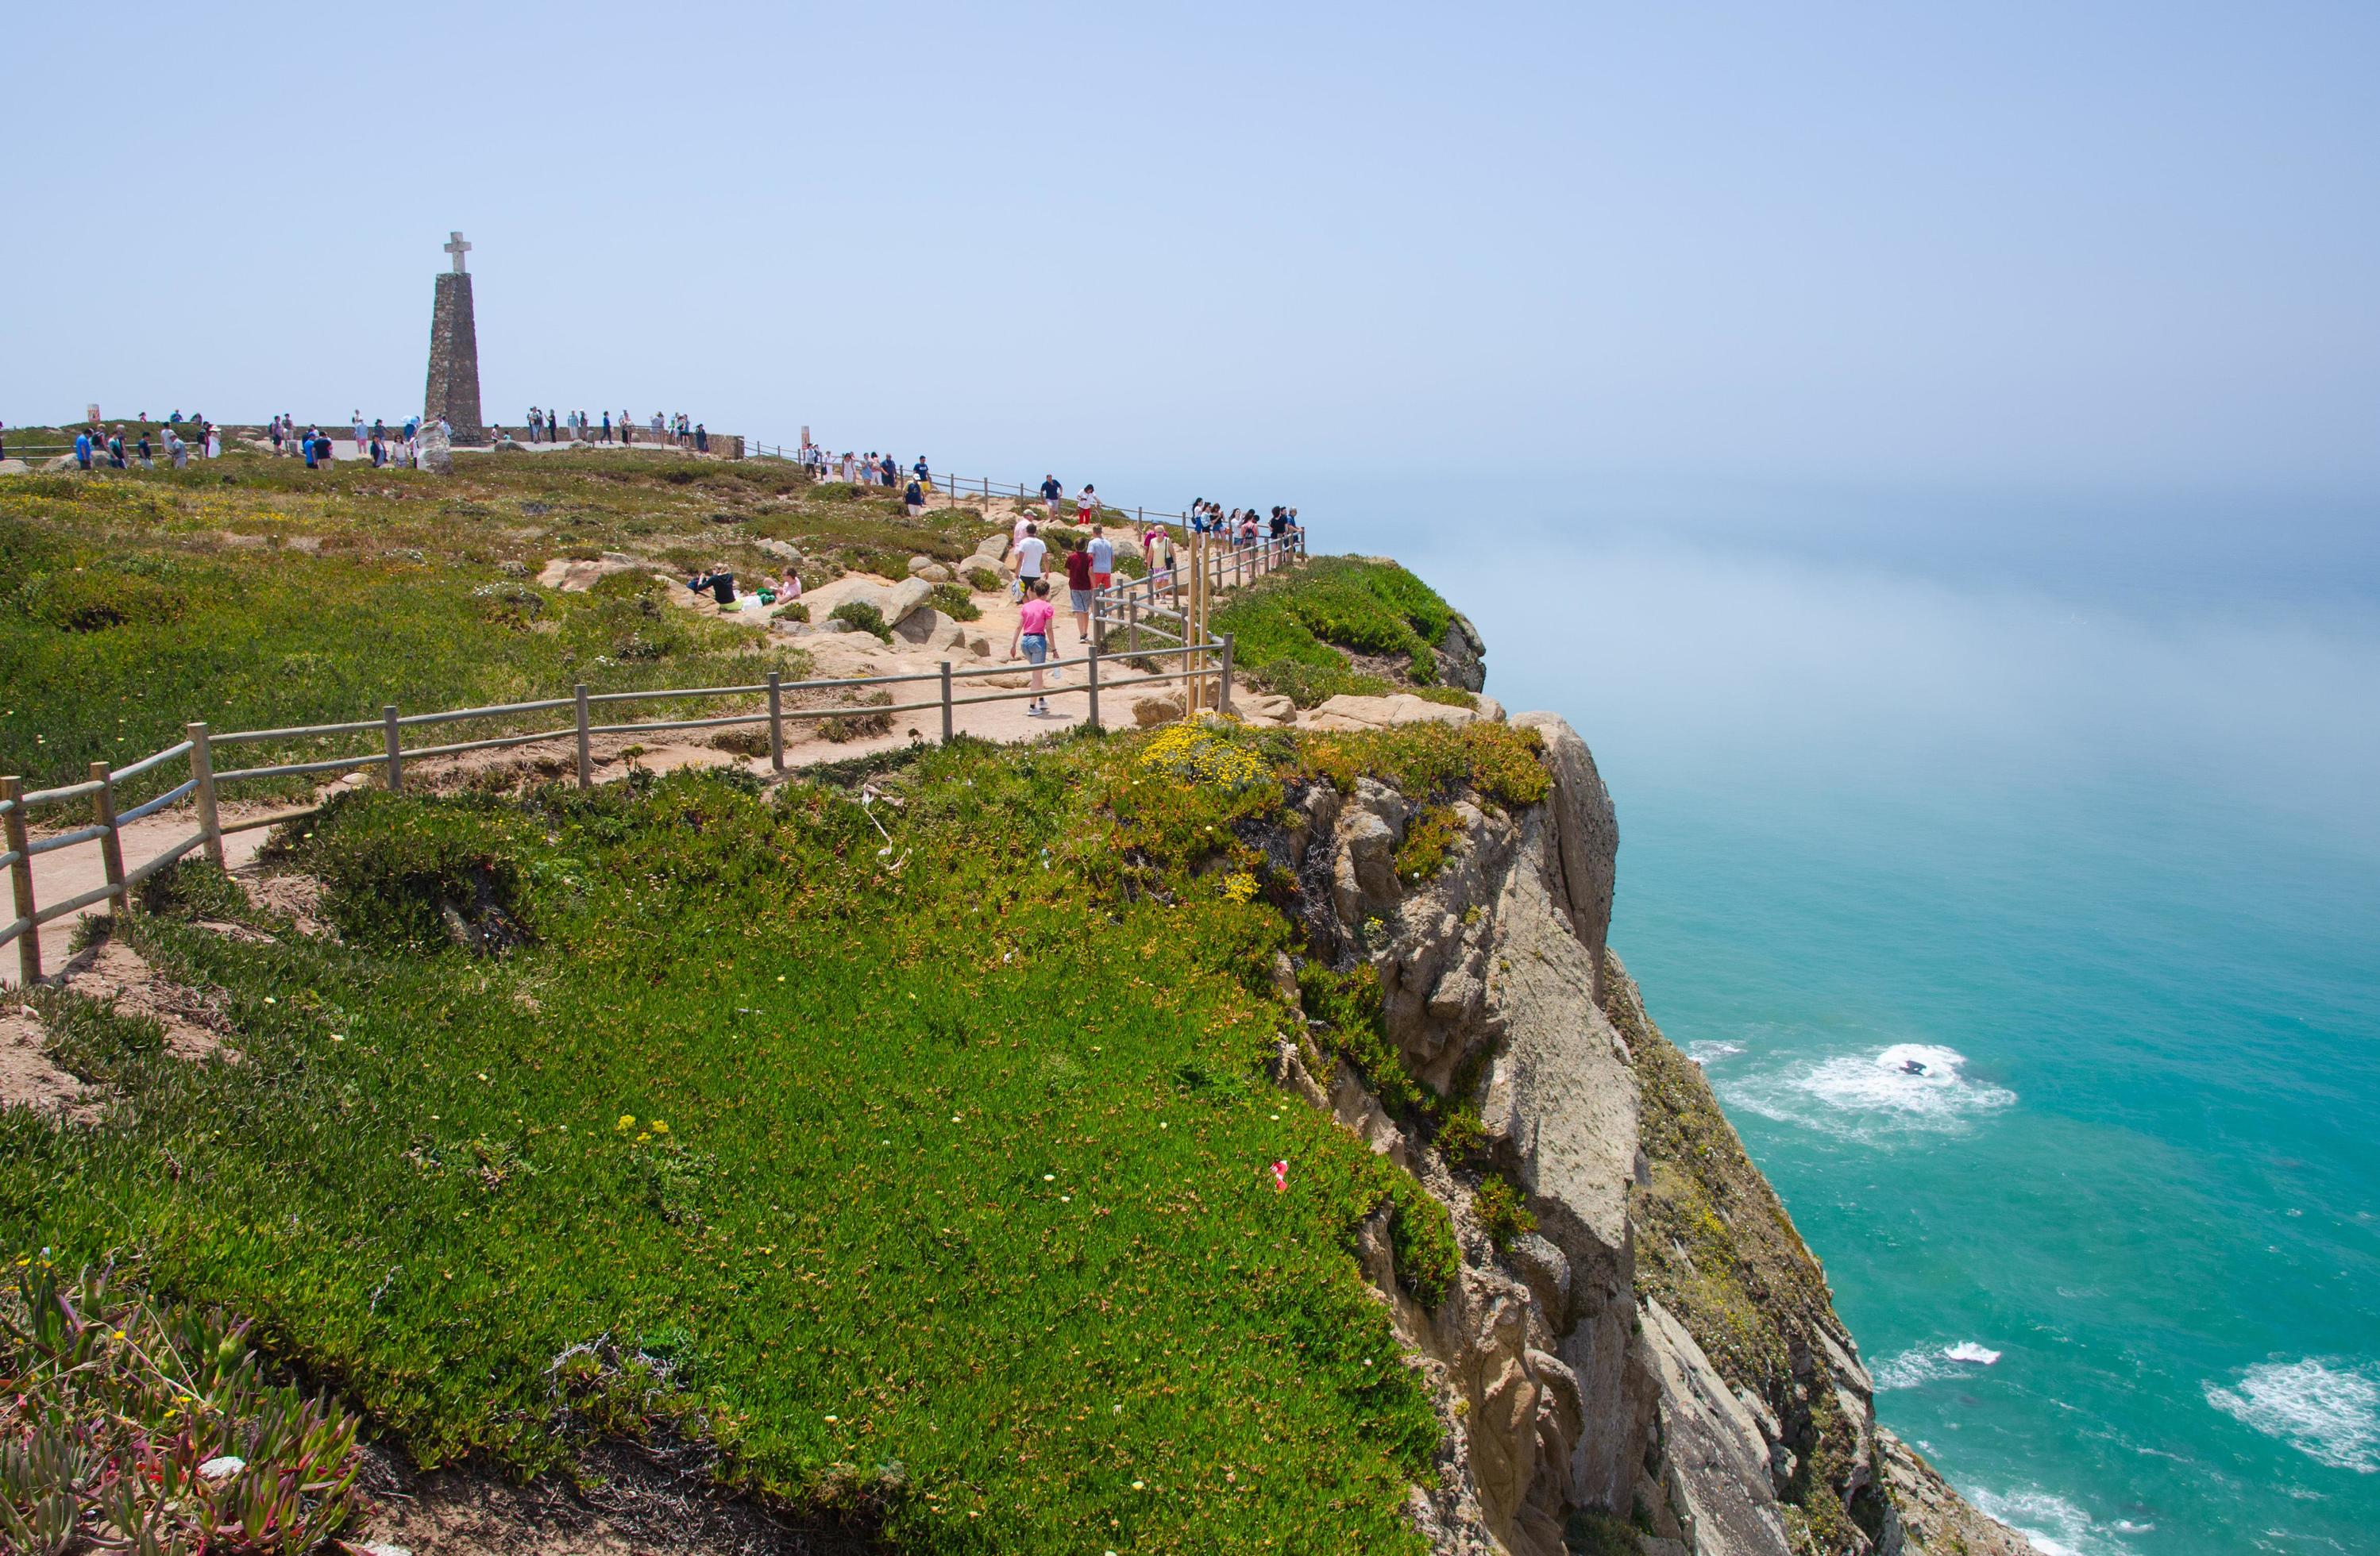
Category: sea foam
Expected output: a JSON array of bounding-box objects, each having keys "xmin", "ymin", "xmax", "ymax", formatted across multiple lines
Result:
[
  {"xmin": 1687, "ymin": 1039, "xmax": 1745, "ymax": 1066},
  {"xmin": 2204, "ymin": 1358, "xmax": 2380, "ymax": 1474},
  {"xmin": 1969, "ymin": 1485, "xmax": 2127, "ymax": 1556},
  {"xmin": 1721, "ymin": 1042, "xmax": 2015, "ymax": 1141}
]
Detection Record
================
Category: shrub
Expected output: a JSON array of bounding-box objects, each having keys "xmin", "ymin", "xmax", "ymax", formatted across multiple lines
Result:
[
  {"xmin": 1473, "ymin": 1173, "xmax": 1538, "ymax": 1250},
  {"xmin": 926, "ymin": 583, "xmax": 982, "ymax": 622},
  {"xmin": 1387, "ymin": 1192, "xmax": 1458, "ymax": 1308},
  {"xmin": 14, "ymin": 570, "xmax": 185, "ymax": 632},
  {"xmin": 828, "ymin": 600, "xmax": 893, "ymax": 643},
  {"xmin": 820, "ymin": 688, "xmax": 894, "ymax": 741},
  {"xmin": 708, "ymin": 726, "xmax": 772, "ymax": 758},
  {"xmin": 299, "ymin": 791, "xmax": 534, "ymax": 954},
  {"xmin": 1394, "ymin": 804, "xmax": 1463, "ymax": 884},
  {"xmin": 964, "ymin": 565, "xmax": 1003, "ymax": 592}
]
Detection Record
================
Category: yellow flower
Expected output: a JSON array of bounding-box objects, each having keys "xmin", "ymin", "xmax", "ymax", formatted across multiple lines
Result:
[
  {"xmin": 616, "ymin": 1114, "xmax": 635, "ymax": 1131},
  {"xmin": 651, "ymin": 1120, "xmax": 669, "ymax": 1134}
]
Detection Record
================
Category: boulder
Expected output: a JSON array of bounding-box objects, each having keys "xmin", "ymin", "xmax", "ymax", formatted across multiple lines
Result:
[
  {"xmin": 1232, "ymin": 691, "xmax": 1298, "ymax": 726},
  {"xmin": 1132, "ymin": 688, "xmax": 1187, "ymax": 726},
  {"xmin": 1510, "ymin": 713, "xmax": 1618, "ymax": 996},
  {"xmin": 891, "ymin": 607, "xmax": 959, "ymax": 646},
  {"xmin": 1438, "ymin": 610, "xmax": 1488, "ymax": 692},
  {"xmin": 419, "ymin": 422, "xmax": 454, "ymax": 474},
  {"xmin": 912, "ymin": 561, "xmax": 955, "ymax": 584},
  {"xmin": 0, "ymin": 459, "xmax": 29, "ymax": 476},
  {"xmin": 536, "ymin": 553, "xmax": 644, "ymax": 591},
  {"xmin": 1298, "ymin": 692, "xmax": 1479, "ymax": 731},
  {"xmin": 974, "ymin": 533, "xmax": 1011, "ymax": 561},
  {"xmin": 755, "ymin": 537, "xmax": 801, "ymax": 562},
  {"xmin": 965, "ymin": 634, "xmax": 994, "ymax": 659}
]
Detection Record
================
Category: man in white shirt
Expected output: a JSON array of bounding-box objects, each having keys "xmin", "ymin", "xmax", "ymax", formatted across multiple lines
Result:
[{"xmin": 1012, "ymin": 522, "xmax": 1047, "ymax": 603}]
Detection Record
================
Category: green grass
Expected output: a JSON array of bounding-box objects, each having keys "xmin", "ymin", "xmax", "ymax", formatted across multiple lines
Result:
[
  {"xmin": 0, "ymin": 450, "xmax": 1018, "ymax": 797},
  {"xmin": 0, "ymin": 722, "xmax": 1564, "ymax": 1552},
  {"xmin": 1211, "ymin": 557, "xmax": 1460, "ymax": 707}
]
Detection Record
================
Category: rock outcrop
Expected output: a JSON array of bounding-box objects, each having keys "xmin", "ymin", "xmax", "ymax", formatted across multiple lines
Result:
[{"xmin": 1267, "ymin": 707, "xmax": 2027, "ymax": 1556}]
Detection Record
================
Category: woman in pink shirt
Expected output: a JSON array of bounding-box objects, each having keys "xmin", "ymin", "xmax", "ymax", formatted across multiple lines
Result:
[{"xmin": 1009, "ymin": 579, "xmax": 1059, "ymax": 716}]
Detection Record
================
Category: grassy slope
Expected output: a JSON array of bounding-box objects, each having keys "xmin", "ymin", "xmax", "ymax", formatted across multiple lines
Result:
[
  {"xmin": 0, "ymin": 720, "xmax": 1557, "ymax": 1553},
  {"xmin": 0, "ymin": 451, "xmax": 1002, "ymax": 795},
  {"xmin": 1211, "ymin": 556, "xmax": 1466, "ymax": 707}
]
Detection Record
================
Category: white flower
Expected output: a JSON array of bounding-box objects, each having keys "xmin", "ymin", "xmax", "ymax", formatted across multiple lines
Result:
[{"xmin": 198, "ymin": 1454, "xmax": 245, "ymax": 1481}]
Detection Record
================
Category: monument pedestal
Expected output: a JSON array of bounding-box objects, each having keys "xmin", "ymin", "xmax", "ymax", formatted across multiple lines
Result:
[{"xmin": 423, "ymin": 233, "xmax": 485, "ymax": 445}]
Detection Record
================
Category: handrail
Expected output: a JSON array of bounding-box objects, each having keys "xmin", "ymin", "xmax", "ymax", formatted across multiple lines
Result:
[{"xmin": 0, "ymin": 530, "xmax": 1306, "ymax": 984}]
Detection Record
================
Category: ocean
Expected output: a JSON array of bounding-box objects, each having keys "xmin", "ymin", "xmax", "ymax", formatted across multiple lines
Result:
[{"xmin": 1200, "ymin": 472, "xmax": 2380, "ymax": 1556}]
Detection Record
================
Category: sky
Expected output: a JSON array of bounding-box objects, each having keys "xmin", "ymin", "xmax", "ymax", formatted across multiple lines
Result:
[{"xmin": 3, "ymin": 2, "xmax": 2376, "ymax": 499}]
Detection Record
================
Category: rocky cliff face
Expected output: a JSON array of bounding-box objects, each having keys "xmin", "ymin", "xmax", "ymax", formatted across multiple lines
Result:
[{"xmin": 1267, "ymin": 710, "xmax": 2027, "ymax": 1556}]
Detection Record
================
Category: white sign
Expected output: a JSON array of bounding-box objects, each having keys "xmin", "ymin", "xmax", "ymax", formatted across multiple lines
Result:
[{"xmin": 87, "ymin": 403, "xmax": 101, "ymax": 423}]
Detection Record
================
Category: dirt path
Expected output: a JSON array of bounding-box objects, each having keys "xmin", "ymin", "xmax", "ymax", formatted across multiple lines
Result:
[
  {"xmin": 10, "ymin": 524, "xmax": 1271, "ymax": 987},
  {"xmin": 7, "ymin": 637, "xmax": 1202, "ymax": 989}
]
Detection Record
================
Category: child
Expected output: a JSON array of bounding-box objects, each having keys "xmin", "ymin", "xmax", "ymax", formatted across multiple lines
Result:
[{"xmin": 1009, "ymin": 580, "xmax": 1058, "ymax": 716}]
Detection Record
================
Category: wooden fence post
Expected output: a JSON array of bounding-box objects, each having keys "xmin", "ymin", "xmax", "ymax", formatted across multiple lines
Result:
[
  {"xmin": 940, "ymin": 661, "xmax": 954, "ymax": 745},
  {"xmin": 187, "ymin": 722, "xmax": 223, "ymax": 867},
  {"xmin": 766, "ymin": 671, "xmax": 785, "ymax": 772},
  {"xmin": 382, "ymin": 706, "xmax": 403, "ymax": 793},
  {"xmin": 1127, "ymin": 597, "xmax": 1140, "ymax": 656},
  {"xmin": 1087, "ymin": 644, "xmax": 1101, "ymax": 731},
  {"xmin": 1219, "ymin": 633, "xmax": 1236, "ymax": 716},
  {"xmin": 91, "ymin": 761, "xmax": 124, "ymax": 905},
  {"xmin": 574, "ymin": 684, "xmax": 593, "ymax": 788},
  {"xmin": 2, "ymin": 777, "xmax": 37, "ymax": 984}
]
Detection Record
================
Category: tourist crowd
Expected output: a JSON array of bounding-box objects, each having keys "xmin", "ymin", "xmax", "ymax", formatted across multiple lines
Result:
[{"xmin": 519, "ymin": 408, "xmax": 709, "ymax": 451}]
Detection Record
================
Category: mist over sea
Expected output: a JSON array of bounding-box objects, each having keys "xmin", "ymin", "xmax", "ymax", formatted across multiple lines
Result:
[{"xmin": 1119, "ymin": 468, "xmax": 2380, "ymax": 1554}]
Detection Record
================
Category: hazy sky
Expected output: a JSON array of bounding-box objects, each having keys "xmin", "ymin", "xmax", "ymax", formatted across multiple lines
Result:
[{"xmin": 6, "ymin": 2, "xmax": 2374, "ymax": 492}]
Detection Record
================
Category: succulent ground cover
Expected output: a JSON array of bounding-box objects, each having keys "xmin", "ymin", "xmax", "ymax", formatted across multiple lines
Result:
[
  {"xmin": 0, "ymin": 718, "xmax": 1555, "ymax": 1552},
  {"xmin": 1210, "ymin": 557, "xmax": 1468, "ymax": 707},
  {"xmin": 0, "ymin": 450, "xmax": 1008, "ymax": 796}
]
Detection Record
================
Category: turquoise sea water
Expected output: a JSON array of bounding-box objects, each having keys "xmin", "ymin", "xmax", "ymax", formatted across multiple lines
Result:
[{"xmin": 1148, "ymin": 473, "xmax": 2379, "ymax": 1555}]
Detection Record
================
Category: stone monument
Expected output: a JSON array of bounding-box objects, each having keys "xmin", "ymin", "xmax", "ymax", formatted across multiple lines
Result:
[{"xmin": 422, "ymin": 232, "xmax": 485, "ymax": 445}]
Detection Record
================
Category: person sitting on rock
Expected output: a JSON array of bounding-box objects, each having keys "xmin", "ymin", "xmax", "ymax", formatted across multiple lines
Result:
[{"xmin": 688, "ymin": 564, "xmax": 737, "ymax": 607}]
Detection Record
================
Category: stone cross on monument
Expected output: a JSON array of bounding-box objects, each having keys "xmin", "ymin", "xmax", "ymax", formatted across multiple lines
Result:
[{"xmin": 422, "ymin": 231, "xmax": 484, "ymax": 445}]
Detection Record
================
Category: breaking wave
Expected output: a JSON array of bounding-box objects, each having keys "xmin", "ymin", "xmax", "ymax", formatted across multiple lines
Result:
[
  {"xmin": 1687, "ymin": 1039, "xmax": 1745, "ymax": 1065},
  {"xmin": 1874, "ymin": 1340, "xmax": 2003, "ymax": 1389},
  {"xmin": 1718, "ymin": 1042, "xmax": 2015, "ymax": 1140},
  {"xmin": 2205, "ymin": 1358, "xmax": 2380, "ymax": 1473}
]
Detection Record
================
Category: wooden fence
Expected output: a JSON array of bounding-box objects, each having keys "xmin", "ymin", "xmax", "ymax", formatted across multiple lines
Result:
[{"xmin": 0, "ymin": 541, "xmax": 1310, "ymax": 984}]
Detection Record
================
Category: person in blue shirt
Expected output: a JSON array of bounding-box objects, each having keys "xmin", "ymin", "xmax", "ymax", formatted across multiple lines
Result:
[{"xmin": 74, "ymin": 430, "xmax": 93, "ymax": 470}]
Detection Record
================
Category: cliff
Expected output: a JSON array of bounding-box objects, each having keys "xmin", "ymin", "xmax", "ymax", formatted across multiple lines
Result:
[{"xmin": 1271, "ymin": 708, "xmax": 2028, "ymax": 1556}]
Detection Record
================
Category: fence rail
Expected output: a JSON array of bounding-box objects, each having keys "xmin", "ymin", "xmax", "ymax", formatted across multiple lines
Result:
[{"xmin": 0, "ymin": 539, "xmax": 1310, "ymax": 984}]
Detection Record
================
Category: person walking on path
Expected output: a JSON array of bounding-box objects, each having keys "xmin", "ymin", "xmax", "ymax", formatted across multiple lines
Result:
[
  {"xmin": 165, "ymin": 426, "xmax": 188, "ymax": 469},
  {"xmin": 905, "ymin": 478, "xmax": 926, "ymax": 516},
  {"xmin": 1088, "ymin": 524, "xmax": 1114, "ymax": 591},
  {"xmin": 601, "ymin": 410, "xmax": 612, "ymax": 444},
  {"xmin": 352, "ymin": 412, "xmax": 367, "ymax": 451},
  {"xmin": 1064, "ymin": 533, "xmax": 1097, "ymax": 647},
  {"xmin": 1040, "ymin": 473, "xmax": 1063, "ymax": 521},
  {"xmin": 1012, "ymin": 521, "xmax": 1048, "ymax": 603},
  {"xmin": 1075, "ymin": 483, "xmax": 1097, "ymax": 524},
  {"xmin": 73, "ymin": 429, "xmax": 93, "ymax": 471},
  {"xmin": 1009, "ymin": 580, "xmax": 1059, "ymax": 717}
]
